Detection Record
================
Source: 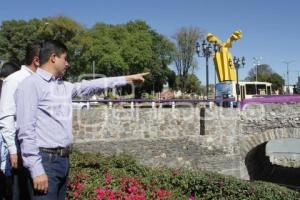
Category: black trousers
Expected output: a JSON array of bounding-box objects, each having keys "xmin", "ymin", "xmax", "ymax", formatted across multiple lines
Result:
[
  {"xmin": 0, "ymin": 167, "xmax": 30, "ymax": 200},
  {"xmin": 0, "ymin": 171, "xmax": 12, "ymax": 200}
]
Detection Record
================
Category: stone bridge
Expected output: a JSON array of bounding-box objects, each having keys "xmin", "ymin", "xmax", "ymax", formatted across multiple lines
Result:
[{"xmin": 72, "ymin": 103, "xmax": 300, "ymax": 186}]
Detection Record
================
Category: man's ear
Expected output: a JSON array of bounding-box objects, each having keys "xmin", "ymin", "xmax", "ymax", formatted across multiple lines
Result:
[
  {"xmin": 50, "ymin": 54, "xmax": 56, "ymax": 63},
  {"xmin": 33, "ymin": 56, "xmax": 39, "ymax": 66}
]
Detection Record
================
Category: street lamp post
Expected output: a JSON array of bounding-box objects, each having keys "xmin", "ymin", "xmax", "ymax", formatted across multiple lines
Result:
[
  {"xmin": 196, "ymin": 40, "xmax": 218, "ymax": 100},
  {"xmin": 233, "ymin": 56, "xmax": 246, "ymax": 103},
  {"xmin": 282, "ymin": 60, "xmax": 295, "ymax": 94}
]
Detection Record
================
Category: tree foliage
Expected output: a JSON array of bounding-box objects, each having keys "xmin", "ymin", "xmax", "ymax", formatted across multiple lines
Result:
[
  {"xmin": 0, "ymin": 19, "xmax": 42, "ymax": 65},
  {"xmin": 186, "ymin": 74, "xmax": 202, "ymax": 94},
  {"xmin": 246, "ymin": 64, "xmax": 284, "ymax": 91},
  {"xmin": 0, "ymin": 17, "xmax": 176, "ymax": 96}
]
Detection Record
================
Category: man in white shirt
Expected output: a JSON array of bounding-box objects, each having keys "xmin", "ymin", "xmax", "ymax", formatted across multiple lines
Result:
[
  {"xmin": 0, "ymin": 62, "xmax": 20, "ymax": 200},
  {"xmin": 0, "ymin": 43, "xmax": 40, "ymax": 200}
]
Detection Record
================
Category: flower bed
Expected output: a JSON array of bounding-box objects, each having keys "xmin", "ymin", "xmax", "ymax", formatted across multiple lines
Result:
[{"xmin": 67, "ymin": 151, "xmax": 300, "ymax": 200}]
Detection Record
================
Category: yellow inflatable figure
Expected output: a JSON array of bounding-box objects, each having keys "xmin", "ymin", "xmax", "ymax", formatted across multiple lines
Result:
[{"xmin": 207, "ymin": 30, "xmax": 242, "ymax": 82}]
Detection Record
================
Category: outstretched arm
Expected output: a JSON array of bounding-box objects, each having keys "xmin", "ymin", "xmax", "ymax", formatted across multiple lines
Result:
[
  {"xmin": 71, "ymin": 72, "xmax": 149, "ymax": 97},
  {"xmin": 224, "ymin": 30, "xmax": 243, "ymax": 48},
  {"xmin": 207, "ymin": 33, "xmax": 223, "ymax": 47}
]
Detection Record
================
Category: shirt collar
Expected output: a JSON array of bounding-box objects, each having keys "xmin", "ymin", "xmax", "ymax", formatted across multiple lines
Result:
[
  {"xmin": 21, "ymin": 65, "xmax": 35, "ymax": 75},
  {"xmin": 36, "ymin": 68, "xmax": 56, "ymax": 82}
]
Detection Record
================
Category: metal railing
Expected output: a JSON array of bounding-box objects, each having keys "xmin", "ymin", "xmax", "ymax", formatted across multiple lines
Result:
[{"xmin": 72, "ymin": 99, "xmax": 216, "ymax": 109}]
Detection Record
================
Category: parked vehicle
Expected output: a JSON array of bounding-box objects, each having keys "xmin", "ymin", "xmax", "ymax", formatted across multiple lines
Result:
[
  {"xmin": 72, "ymin": 101, "xmax": 90, "ymax": 109},
  {"xmin": 215, "ymin": 81, "xmax": 272, "ymax": 107}
]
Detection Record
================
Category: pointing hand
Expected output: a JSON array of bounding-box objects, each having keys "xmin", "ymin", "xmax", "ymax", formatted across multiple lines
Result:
[{"xmin": 125, "ymin": 72, "xmax": 150, "ymax": 83}]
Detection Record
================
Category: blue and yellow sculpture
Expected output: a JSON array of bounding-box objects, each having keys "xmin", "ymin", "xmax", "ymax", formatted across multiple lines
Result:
[{"xmin": 206, "ymin": 30, "xmax": 243, "ymax": 82}]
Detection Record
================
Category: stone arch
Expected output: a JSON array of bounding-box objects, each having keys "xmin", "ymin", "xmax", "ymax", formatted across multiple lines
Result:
[
  {"xmin": 239, "ymin": 127, "xmax": 300, "ymax": 157},
  {"xmin": 240, "ymin": 128, "xmax": 300, "ymax": 188}
]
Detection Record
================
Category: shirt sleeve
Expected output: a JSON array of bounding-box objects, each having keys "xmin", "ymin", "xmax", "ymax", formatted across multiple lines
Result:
[
  {"xmin": 0, "ymin": 79, "xmax": 18, "ymax": 154},
  {"xmin": 15, "ymin": 80, "xmax": 45, "ymax": 178},
  {"xmin": 71, "ymin": 76, "xmax": 127, "ymax": 97}
]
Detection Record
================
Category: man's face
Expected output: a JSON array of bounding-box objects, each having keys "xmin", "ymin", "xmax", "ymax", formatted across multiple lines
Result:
[{"xmin": 54, "ymin": 52, "xmax": 69, "ymax": 77}]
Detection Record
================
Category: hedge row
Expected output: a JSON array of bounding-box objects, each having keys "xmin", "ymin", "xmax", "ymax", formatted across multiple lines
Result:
[{"xmin": 67, "ymin": 151, "xmax": 300, "ymax": 200}]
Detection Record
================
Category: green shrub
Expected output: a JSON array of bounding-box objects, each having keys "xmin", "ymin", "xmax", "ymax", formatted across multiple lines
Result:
[{"xmin": 68, "ymin": 151, "xmax": 300, "ymax": 200}]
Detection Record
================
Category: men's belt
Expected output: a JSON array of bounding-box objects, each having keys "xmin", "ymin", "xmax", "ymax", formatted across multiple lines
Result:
[{"xmin": 39, "ymin": 147, "xmax": 70, "ymax": 157}]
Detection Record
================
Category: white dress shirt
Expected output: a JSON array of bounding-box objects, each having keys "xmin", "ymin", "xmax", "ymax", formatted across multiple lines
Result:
[{"xmin": 0, "ymin": 65, "xmax": 34, "ymax": 155}]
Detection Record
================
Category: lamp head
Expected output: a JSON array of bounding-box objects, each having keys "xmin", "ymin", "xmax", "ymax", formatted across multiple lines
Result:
[{"xmin": 196, "ymin": 42, "xmax": 201, "ymax": 56}]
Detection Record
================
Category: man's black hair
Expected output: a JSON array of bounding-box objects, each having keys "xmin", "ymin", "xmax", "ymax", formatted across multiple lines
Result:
[
  {"xmin": 0, "ymin": 62, "xmax": 20, "ymax": 78},
  {"xmin": 39, "ymin": 40, "xmax": 68, "ymax": 66},
  {"xmin": 24, "ymin": 42, "xmax": 41, "ymax": 65},
  {"xmin": 0, "ymin": 62, "xmax": 20, "ymax": 98}
]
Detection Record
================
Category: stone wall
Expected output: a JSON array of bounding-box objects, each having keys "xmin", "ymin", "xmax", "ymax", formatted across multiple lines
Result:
[{"xmin": 72, "ymin": 103, "xmax": 300, "ymax": 179}]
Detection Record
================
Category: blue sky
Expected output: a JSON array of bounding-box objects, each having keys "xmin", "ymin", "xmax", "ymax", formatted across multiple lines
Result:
[{"xmin": 1, "ymin": 0, "xmax": 299, "ymax": 84}]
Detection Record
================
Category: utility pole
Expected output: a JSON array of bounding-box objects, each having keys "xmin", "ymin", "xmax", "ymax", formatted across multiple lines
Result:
[
  {"xmin": 253, "ymin": 57, "xmax": 263, "ymax": 95},
  {"xmin": 282, "ymin": 60, "xmax": 295, "ymax": 94}
]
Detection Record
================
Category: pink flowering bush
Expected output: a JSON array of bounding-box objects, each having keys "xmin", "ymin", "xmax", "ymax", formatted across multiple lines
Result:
[
  {"xmin": 68, "ymin": 171, "xmax": 172, "ymax": 200},
  {"xmin": 67, "ymin": 172, "xmax": 89, "ymax": 200},
  {"xmin": 67, "ymin": 151, "xmax": 300, "ymax": 200}
]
